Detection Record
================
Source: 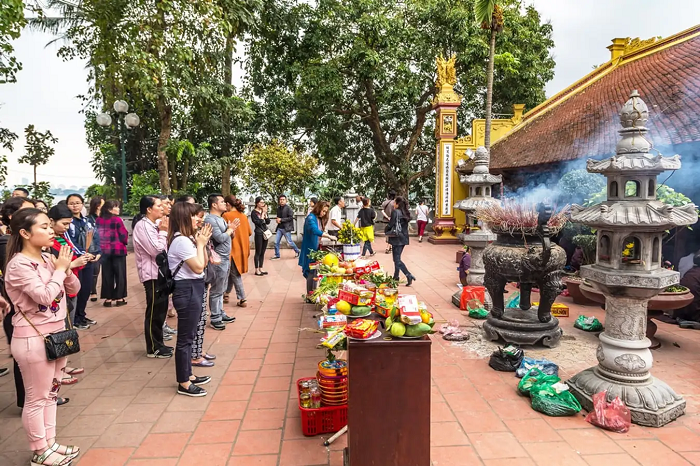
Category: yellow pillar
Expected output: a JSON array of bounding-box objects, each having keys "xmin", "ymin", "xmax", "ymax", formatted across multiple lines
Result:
[{"xmin": 429, "ymin": 61, "xmax": 462, "ymax": 244}]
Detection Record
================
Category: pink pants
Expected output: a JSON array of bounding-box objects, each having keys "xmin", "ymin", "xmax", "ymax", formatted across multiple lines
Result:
[{"xmin": 11, "ymin": 336, "xmax": 65, "ymax": 451}]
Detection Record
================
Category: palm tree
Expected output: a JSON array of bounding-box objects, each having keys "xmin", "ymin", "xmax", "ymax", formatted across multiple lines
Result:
[{"xmin": 474, "ymin": 0, "xmax": 504, "ymax": 150}]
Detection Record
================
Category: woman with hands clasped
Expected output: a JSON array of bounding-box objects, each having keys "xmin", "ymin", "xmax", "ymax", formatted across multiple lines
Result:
[
  {"xmin": 251, "ymin": 197, "xmax": 271, "ymax": 276},
  {"xmin": 167, "ymin": 202, "xmax": 213, "ymax": 397},
  {"xmin": 5, "ymin": 208, "xmax": 82, "ymax": 466}
]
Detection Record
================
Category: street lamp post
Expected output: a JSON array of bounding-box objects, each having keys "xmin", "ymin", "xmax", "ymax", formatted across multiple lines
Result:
[{"xmin": 97, "ymin": 101, "xmax": 140, "ymax": 206}]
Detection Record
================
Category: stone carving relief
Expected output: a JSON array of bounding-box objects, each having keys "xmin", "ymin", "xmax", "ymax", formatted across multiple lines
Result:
[{"xmin": 614, "ymin": 354, "xmax": 647, "ymax": 371}]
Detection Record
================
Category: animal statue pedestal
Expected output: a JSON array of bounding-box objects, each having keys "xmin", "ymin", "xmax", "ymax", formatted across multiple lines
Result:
[
  {"xmin": 483, "ymin": 307, "xmax": 561, "ymax": 347},
  {"xmin": 482, "ymin": 229, "xmax": 566, "ymax": 348}
]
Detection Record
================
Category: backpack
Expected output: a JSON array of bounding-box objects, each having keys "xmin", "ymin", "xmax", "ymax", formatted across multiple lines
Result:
[{"xmin": 155, "ymin": 251, "xmax": 183, "ymax": 295}]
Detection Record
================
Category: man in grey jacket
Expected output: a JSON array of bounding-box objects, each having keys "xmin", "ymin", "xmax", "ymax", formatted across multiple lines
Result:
[
  {"xmin": 205, "ymin": 194, "xmax": 240, "ymax": 330},
  {"xmin": 271, "ymin": 194, "xmax": 300, "ymax": 260}
]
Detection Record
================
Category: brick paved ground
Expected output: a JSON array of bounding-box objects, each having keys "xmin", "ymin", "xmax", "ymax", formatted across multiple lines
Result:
[{"xmin": 0, "ymin": 242, "xmax": 699, "ymax": 465}]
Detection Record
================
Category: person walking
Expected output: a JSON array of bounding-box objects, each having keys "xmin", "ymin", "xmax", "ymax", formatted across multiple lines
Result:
[
  {"xmin": 168, "ymin": 202, "xmax": 213, "ymax": 397},
  {"xmin": 223, "ymin": 196, "xmax": 249, "ymax": 307},
  {"xmin": 204, "ymin": 194, "xmax": 239, "ymax": 331},
  {"xmin": 416, "ymin": 199, "xmax": 430, "ymax": 243},
  {"xmin": 271, "ymin": 194, "xmax": 300, "ymax": 260},
  {"xmin": 96, "ymin": 200, "xmax": 129, "ymax": 307},
  {"xmin": 299, "ymin": 201, "xmax": 336, "ymax": 299},
  {"xmin": 66, "ymin": 194, "xmax": 100, "ymax": 327},
  {"xmin": 132, "ymin": 195, "xmax": 173, "ymax": 358},
  {"xmin": 5, "ymin": 208, "xmax": 82, "ymax": 465},
  {"xmin": 381, "ymin": 191, "xmax": 396, "ymax": 253},
  {"xmin": 326, "ymin": 197, "xmax": 344, "ymax": 239},
  {"xmin": 251, "ymin": 197, "xmax": 271, "ymax": 276},
  {"xmin": 87, "ymin": 196, "xmax": 104, "ymax": 302},
  {"xmin": 355, "ymin": 197, "xmax": 376, "ymax": 258},
  {"xmin": 386, "ymin": 196, "xmax": 416, "ymax": 286}
]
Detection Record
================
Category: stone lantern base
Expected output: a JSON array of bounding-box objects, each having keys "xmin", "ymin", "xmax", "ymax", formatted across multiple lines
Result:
[{"xmin": 567, "ymin": 368, "xmax": 686, "ymax": 427}]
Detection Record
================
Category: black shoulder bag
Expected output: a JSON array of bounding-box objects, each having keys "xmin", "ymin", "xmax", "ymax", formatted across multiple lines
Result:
[{"xmin": 385, "ymin": 211, "xmax": 403, "ymax": 238}]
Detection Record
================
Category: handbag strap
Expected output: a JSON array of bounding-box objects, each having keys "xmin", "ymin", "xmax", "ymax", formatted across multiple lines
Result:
[{"xmin": 16, "ymin": 307, "xmax": 50, "ymax": 339}]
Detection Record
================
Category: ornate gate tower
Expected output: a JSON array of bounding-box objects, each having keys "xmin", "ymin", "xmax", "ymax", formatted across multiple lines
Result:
[{"xmin": 429, "ymin": 54, "xmax": 462, "ymax": 244}]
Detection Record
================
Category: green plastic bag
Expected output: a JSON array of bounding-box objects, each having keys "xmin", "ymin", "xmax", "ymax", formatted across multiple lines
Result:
[
  {"xmin": 517, "ymin": 368, "xmax": 561, "ymax": 397},
  {"xmin": 467, "ymin": 300, "xmax": 489, "ymax": 319},
  {"xmin": 530, "ymin": 382, "xmax": 582, "ymax": 417},
  {"xmin": 574, "ymin": 315, "xmax": 603, "ymax": 332}
]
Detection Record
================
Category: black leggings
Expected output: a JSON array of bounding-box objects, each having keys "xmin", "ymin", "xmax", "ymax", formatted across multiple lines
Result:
[{"xmin": 254, "ymin": 234, "xmax": 268, "ymax": 269}]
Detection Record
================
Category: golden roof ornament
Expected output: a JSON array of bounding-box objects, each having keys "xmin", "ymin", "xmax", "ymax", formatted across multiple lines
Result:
[{"xmin": 433, "ymin": 54, "xmax": 462, "ymax": 105}]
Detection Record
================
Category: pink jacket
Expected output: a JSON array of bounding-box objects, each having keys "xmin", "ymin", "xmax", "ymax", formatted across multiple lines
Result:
[
  {"xmin": 132, "ymin": 217, "xmax": 167, "ymax": 283},
  {"xmin": 6, "ymin": 253, "xmax": 81, "ymax": 338}
]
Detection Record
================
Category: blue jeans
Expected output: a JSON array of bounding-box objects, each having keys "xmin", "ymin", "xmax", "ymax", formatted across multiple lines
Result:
[
  {"xmin": 208, "ymin": 260, "xmax": 230, "ymax": 324},
  {"xmin": 392, "ymin": 245, "xmax": 412, "ymax": 280},
  {"xmin": 274, "ymin": 228, "xmax": 300, "ymax": 257}
]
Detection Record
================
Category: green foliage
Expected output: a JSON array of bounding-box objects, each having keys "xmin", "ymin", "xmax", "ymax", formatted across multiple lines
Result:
[
  {"xmin": 18, "ymin": 125, "xmax": 58, "ymax": 184},
  {"xmin": 241, "ymin": 140, "xmax": 318, "ymax": 202},
  {"xmin": 572, "ymin": 234, "xmax": 596, "ymax": 265},
  {"xmin": 0, "ymin": 125, "xmax": 18, "ymax": 188},
  {"xmin": 585, "ymin": 183, "xmax": 694, "ymax": 207},
  {"xmin": 556, "ymin": 169, "xmax": 606, "ymax": 205},
  {"xmin": 85, "ymin": 184, "xmax": 118, "ymax": 200},
  {"xmin": 244, "ymin": 0, "xmax": 554, "ymax": 196},
  {"xmin": 475, "ymin": 0, "xmax": 499, "ymax": 25},
  {"xmin": 126, "ymin": 170, "xmax": 160, "ymax": 215},
  {"xmin": 17, "ymin": 182, "xmax": 54, "ymax": 205},
  {"xmin": 0, "ymin": 0, "xmax": 27, "ymax": 83}
]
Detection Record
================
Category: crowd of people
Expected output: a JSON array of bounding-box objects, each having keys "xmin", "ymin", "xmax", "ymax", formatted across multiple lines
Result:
[{"xmin": 0, "ymin": 187, "xmax": 430, "ymax": 465}]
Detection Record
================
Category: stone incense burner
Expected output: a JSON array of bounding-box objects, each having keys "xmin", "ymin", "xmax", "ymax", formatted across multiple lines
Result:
[{"xmin": 481, "ymin": 204, "xmax": 566, "ymax": 347}]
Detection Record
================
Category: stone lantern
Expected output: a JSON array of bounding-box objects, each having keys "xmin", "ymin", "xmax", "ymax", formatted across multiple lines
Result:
[
  {"xmin": 454, "ymin": 146, "xmax": 502, "ymax": 286},
  {"xmin": 343, "ymin": 188, "xmax": 360, "ymax": 225},
  {"xmin": 567, "ymin": 90, "xmax": 698, "ymax": 427}
]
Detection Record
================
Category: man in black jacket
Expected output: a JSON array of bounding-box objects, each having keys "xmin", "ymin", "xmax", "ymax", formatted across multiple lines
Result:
[{"xmin": 271, "ymin": 195, "xmax": 301, "ymax": 260}]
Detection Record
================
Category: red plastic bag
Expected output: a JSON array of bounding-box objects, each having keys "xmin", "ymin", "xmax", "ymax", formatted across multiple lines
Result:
[
  {"xmin": 460, "ymin": 286, "xmax": 486, "ymax": 310},
  {"xmin": 584, "ymin": 391, "xmax": 631, "ymax": 433}
]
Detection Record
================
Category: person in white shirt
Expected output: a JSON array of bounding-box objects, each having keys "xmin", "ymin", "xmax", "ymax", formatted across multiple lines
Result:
[
  {"xmin": 415, "ymin": 199, "xmax": 430, "ymax": 243},
  {"xmin": 326, "ymin": 197, "xmax": 345, "ymax": 240}
]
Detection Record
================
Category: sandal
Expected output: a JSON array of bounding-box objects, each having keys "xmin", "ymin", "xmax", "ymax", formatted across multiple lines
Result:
[
  {"xmin": 61, "ymin": 376, "xmax": 79, "ymax": 386},
  {"xmin": 115, "ymin": 300, "xmax": 127, "ymax": 307},
  {"xmin": 223, "ymin": 293, "xmax": 230, "ymax": 304},
  {"xmin": 103, "ymin": 301, "xmax": 112, "ymax": 307},
  {"xmin": 90, "ymin": 294, "xmax": 97, "ymax": 302},
  {"xmin": 57, "ymin": 397, "xmax": 70, "ymax": 406},
  {"xmin": 50, "ymin": 442, "xmax": 80, "ymax": 460},
  {"xmin": 65, "ymin": 367, "xmax": 84, "ymax": 376},
  {"xmin": 31, "ymin": 448, "xmax": 72, "ymax": 466},
  {"xmin": 237, "ymin": 300, "xmax": 247, "ymax": 308}
]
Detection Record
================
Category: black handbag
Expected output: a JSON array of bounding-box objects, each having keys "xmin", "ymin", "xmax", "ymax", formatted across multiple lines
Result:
[
  {"xmin": 18, "ymin": 308, "xmax": 80, "ymax": 361},
  {"xmin": 385, "ymin": 212, "xmax": 403, "ymax": 238}
]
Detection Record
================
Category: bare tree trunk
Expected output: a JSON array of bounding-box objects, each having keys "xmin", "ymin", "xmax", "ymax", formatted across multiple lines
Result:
[
  {"xmin": 484, "ymin": 27, "xmax": 497, "ymax": 150},
  {"xmin": 156, "ymin": 97, "xmax": 172, "ymax": 194},
  {"xmin": 221, "ymin": 34, "xmax": 235, "ymax": 196},
  {"xmin": 182, "ymin": 158, "xmax": 189, "ymax": 191},
  {"xmin": 222, "ymin": 165, "xmax": 231, "ymax": 196},
  {"xmin": 170, "ymin": 160, "xmax": 178, "ymax": 191},
  {"xmin": 33, "ymin": 165, "xmax": 37, "ymax": 184}
]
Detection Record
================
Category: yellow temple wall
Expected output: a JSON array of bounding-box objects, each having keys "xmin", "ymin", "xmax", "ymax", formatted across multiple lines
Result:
[{"xmin": 449, "ymin": 106, "xmax": 523, "ymax": 228}]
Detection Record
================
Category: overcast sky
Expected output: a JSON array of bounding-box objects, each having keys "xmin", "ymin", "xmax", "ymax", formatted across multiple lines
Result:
[{"xmin": 1, "ymin": 0, "xmax": 699, "ymax": 188}]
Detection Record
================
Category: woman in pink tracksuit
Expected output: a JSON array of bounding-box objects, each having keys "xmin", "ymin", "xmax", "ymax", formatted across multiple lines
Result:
[{"xmin": 5, "ymin": 208, "xmax": 83, "ymax": 466}]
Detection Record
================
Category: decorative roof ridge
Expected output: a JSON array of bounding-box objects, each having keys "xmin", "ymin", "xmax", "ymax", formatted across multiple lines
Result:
[{"xmin": 491, "ymin": 23, "xmax": 700, "ymax": 150}]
